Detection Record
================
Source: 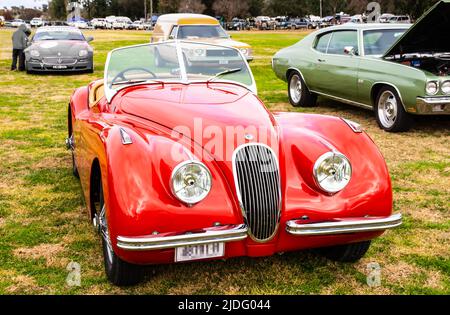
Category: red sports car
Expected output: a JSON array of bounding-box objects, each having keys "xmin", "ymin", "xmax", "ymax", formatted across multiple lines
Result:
[{"xmin": 67, "ymin": 41, "xmax": 402, "ymax": 285}]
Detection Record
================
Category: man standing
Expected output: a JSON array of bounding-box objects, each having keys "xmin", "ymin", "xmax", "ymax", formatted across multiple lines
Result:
[{"xmin": 11, "ymin": 24, "xmax": 29, "ymax": 71}]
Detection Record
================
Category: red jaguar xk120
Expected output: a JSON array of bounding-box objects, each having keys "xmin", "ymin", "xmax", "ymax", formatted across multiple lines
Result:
[{"xmin": 67, "ymin": 41, "xmax": 402, "ymax": 285}]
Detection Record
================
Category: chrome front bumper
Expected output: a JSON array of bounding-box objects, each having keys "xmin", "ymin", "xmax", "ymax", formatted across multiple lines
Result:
[
  {"xmin": 286, "ymin": 213, "xmax": 402, "ymax": 236},
  {"xmin": 415, "ymin": 97, "xmax": 450, "ymax": 114},
  {"xmin": 117, "ymin": 224, "xmax": 248, "ymax": 251}
]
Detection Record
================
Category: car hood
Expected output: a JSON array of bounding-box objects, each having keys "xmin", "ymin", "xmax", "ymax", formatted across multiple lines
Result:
[
  {"xmin": 118, "ymin": 82, "xmax": 277, "ymax": 161},
  {"xmin": 29, "ymin": 40, "xmax": 89, "ymax": 56},
  {"xmin": 184, "ymin": 38, "xmax": 250, "ymax": 48},
  {"xmin": 383, "ymin": 0, "xmax": 450, "ymax": 57}
]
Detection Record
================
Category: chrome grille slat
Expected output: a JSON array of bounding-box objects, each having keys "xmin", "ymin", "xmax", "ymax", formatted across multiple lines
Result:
[{"xmin": 233, "ymin": 144, "xmax": 281, "ymax": 241}]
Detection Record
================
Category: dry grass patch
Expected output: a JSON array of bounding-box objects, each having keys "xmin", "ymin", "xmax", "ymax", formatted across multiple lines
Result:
[
  {"xmin": 13, "ymin": 243, "xmax": 65, "ymax": 267},
  {"xmin": 5, "ymin": 274, "xmax": 38, "ymax": 294}
]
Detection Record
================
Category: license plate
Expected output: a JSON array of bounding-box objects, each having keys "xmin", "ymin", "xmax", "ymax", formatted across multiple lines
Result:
[
  {"xmin": 175, "ymin": 242, "xmax": 224, "ymax": 262},
  {"xmin": 219, "ymin": 60, "xmax": 229, "ymax": 65},
  {"xmin": 52, "ymin": 65, "xmax": 67, "ymax": 69}
]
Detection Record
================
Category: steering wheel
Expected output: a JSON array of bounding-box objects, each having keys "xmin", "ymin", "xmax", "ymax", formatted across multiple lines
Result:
[{"xmin": 111, "ymin": 67, "xmax": 157, "ymax": 85}]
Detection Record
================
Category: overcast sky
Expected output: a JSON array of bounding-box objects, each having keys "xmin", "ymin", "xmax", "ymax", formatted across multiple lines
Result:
[{"xmin": 1, "ymin": 0, "xmax": 49, "ymax": 9}]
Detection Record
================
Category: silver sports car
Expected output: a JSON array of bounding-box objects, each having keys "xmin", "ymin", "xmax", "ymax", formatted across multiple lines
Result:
[{"xmin": 24, "ymin": 26, "xmax": 94, "ymax": 73}]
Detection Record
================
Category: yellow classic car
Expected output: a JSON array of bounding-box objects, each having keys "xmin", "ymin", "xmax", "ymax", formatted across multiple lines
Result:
[{"xmin": 151, "ymin": 13, "xmax": 253, "ymax": 62}]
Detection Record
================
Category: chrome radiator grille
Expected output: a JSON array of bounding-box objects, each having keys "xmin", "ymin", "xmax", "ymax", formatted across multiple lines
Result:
[
  {"xmin": 233, "ymin": 144, "xmax": 281, "ymax": 241},
  {"xmin": 43, "ymin": 57, "xmax": 77, "ymax": 65}
]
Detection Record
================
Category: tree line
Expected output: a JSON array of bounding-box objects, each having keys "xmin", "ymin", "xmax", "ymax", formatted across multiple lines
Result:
[{"xmin": 41, "ymin": 0, "xmax": 439, "ymax": 21}]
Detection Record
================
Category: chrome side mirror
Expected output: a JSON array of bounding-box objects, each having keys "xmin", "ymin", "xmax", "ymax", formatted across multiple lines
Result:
[
  {"xmin": 168, "ymin": 34, "xmax": 175, "ymax": 40},
  {"xmin": 86, "ymin": 36, "xmax": 94, "ymax": 42},
  {"xmin": 344, "ymin": 46, "xmax": 356, "ymax": 56}
]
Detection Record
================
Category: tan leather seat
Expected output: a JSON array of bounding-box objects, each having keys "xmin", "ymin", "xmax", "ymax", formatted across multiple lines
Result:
[{"xmin": 89, "ymin": 80, "xmax": 105, "ymax": 107}]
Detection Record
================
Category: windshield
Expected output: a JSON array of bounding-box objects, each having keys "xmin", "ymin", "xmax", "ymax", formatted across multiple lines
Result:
[
  {"xmin": 363, "ymin": 29, "xmax": 407, "ymax": 55},
  {"xmin": 105, "ymin": 41, "xmax": 255, "ymax": 101},
  {"xmin": 34, "ymin": 30, "xmax": 84, "ymax": 41},
  {"xmin": 177, "ymin": 25, "xmax": 229, "ymax": 39}
]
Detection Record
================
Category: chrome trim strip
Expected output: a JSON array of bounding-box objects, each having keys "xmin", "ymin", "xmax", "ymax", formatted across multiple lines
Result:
[
  {"xmin": 310, "ymin": 90, "xmax": 373, "ymax": 109},
  {"xmin": 117, "ymin": 224, "xmax": 248, "ymax": 251},
  {"xmin": 286, "ymin": 213, "xmax": 402, "ymax": 236},
  {"xmin": 371, "ymin": 82, "xmax": 405, "ymax": 108},
  {"xmin": 417, "ymin": 96, "xmax": 450, "ymax": 104}
]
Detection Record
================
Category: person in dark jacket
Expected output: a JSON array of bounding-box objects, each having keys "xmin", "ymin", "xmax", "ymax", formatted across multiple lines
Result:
[{"xmin": 11, "ymin": 24, "xmax": 29, "ymax": 71}]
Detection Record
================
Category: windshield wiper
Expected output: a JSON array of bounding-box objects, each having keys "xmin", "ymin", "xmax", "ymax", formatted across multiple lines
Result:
[
  {"xmin": 207, "ymin": 68, "xmax": 242, "ymax": 83},
  {"xmin": 110, "ymin": 79, "xmax": 165, "ymax": 88}
]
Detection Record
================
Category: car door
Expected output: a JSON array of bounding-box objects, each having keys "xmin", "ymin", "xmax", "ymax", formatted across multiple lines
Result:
[{"xmin": 311, "ymin": 30, "xmax": 360, "ymax": 100}]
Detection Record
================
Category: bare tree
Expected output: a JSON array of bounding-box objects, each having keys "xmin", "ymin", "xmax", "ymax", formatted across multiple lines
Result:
[
  {"xmin": 212, "ymin": 0, "xmax": 249, "ymax": 20},
  {"xmin": 158, "ymin": 0, "xmax": 181, "ymax": 13},
  {"xmin": 179, "ymin": 0, "xmax": 206, "ymax": 13}
]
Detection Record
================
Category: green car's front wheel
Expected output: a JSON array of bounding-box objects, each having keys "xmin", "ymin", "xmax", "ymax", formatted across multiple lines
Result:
[
  {"xmin": 288, "ymin": 72, "xmax": 317, "ymax": 107},
  {"xmin": 375, "ymin": 86, "xmax": 412, "ymax": 132}
]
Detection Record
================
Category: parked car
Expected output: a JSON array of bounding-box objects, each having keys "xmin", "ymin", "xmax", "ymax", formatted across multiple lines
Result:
[
  {"xmin": 349, "ymin": 14, "xmax": 364, "ymax": 24},
  {"xmin": 112, "ymin": 17, "xmax": 132, "ymax": 29},
  {"xmin": 71, "ymin": 20, "xmax": 90, "ymax": 29},
  {"xmin": 30, "ymin": 17, "xmax": 45, "ymax": 27},
  {"xmin": 67, "ymin": 40, "xmax": 401, "ymax": 285},
  {"xmin": 388, "ymin": 15, "xmax": 411, "ymax": 24},
  {"xmin": 272, "ymin": 1, "xmax": 450, "ymax": 132},
  {"xmin": 11, "ymin": 19, "xmax": 25, "ymax": 27},
  {"xmin": 151, "ymin": 13, "xmax": 253, "ymax": 62},
  {"xmin": 274, "ymin": 16, "xmax": 292, "ymax": 30},
  {"xmin": 48, "ymin": 21, "xmax": 69, "ymax": 26},
  {"xmin": 318, "ymin": 16, "xmax": 335, "ymax": 28},
  {"xmin": 228, "ymin": 18, "xmax": 249, "ymax": 31},
  {"xmin": 379, "ymin": 13, "xmax": 395, "ymax": 23},
  {"xmin": 255, "ymin": 16, "xmax": 276, "ymax": 30},
  {"xmin": 290, "ymin": 17, "xmax": 316, "ymax": 29},
  {"xmin": 130, "ymin": 20, "xmax": 145, "ymax": 30},
  {"xmin": 91, "ymin": 18, "xmax": 108, "ymax": 29},
  {"xmin": 24, "ymin": 26, "xmax": 94, "ymax": 73}
]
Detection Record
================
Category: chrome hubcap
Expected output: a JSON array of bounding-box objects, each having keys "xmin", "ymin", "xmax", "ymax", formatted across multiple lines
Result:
[
  {"xmin": 378, "ymin": 91, "xmax": 398, "ymax": 128},
  {"xmin": 289, "ymin": 74, "xmax": 302, "ymax": 103},
  {"xmin": 97, "ymin": 205, "xmax": 113, "ymax": 264}
]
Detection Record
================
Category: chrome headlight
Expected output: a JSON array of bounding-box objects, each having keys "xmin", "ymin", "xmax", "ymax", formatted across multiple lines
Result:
[
  {"xmin": 426, "ymin": 81, "xmax": 439, "ymax": 95},
  {"xmin": 313, "ymin": 152, "xmax": 352, "ymax": 193},
  {"xmin": 30, "ymin": 49, "xmax": 40, "ymax": 57},
  {"xmin": 189, "ymin": 48, "xmax": 206, "ymax": 57},
  {"xmin": 170, "ymin": 161, "xmax": 212, "ymax": 205},
  {"xmin": 78, "ymin": 49, "xmax": 88, "ymax": 57},
  {"xmin": 441, "ymin": 81, "xmax": 450, "ymax": 95},
  {"xmin": 239, "ymin": 48, "xmax": 248, "ymax": 56}
]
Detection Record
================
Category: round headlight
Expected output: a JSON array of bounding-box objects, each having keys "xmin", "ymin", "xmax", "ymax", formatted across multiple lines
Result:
[
  {"xmin": 313, "ymin": 152, "xmax": 352, "ymax": 193},
  {"xmin": 79, "ymin": 49, "xmax": 88, "ymax": 57},
  {"xmin": 192, "ymin": 48, "xmax": 205, "ymax": 57},
  {"xmin": 426, "ymin": 81, "xmax": 439, "ymax": 95},
  {"xmin": 441, "ymin": 81, "xmax": 450, "ymax": 95},
  {"xmin": 240, "ymin": 48, "xmax": 248, "ymax": 55},
  {"xmin": 30, "ymin": 49, "xmax": 40, "ymax": 57},
  {"xmin": 170, "ymin": 161, "xmax": 212, "ymax": 204}
]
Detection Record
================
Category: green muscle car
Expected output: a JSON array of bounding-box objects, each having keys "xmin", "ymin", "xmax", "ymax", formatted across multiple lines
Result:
[{"xmin": 272, "ymin": 0, "xmax": 450, "ymax": 132}]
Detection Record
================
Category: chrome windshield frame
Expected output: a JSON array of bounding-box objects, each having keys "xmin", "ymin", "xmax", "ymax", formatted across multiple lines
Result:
[{"xmin": 104, "ymin": 40, "xmax": 257, "ymax": 102}]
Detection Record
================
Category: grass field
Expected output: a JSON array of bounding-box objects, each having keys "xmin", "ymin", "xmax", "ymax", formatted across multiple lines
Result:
[{"xmin": 0, "ymin": 28, "xmax": 448, "ymax": 295}]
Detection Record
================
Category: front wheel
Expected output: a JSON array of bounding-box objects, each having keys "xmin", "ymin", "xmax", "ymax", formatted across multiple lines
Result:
[
  {"xmin": 288, "ymin": 72, "xmax": 317, "ymax": 107},
  {"xmin": 95, "ymin": 179, "xmax": 142, "ymax": 286},
  {"xmin": 375, "ymin": 86, "xmax": 413, "ymax": 132},
  {"xmin": 318, "ymin": 241, "xmax": 371, "ymax": 262}
]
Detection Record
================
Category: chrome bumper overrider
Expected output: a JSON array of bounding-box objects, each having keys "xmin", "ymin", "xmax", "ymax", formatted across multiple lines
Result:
[
  {"xmin": 286, "ymin": 213, "xmax": 402, "ymax": 236},
  {"xmin": 117, "ymin": 224, "xmax": 248, "ymax": 251}
]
